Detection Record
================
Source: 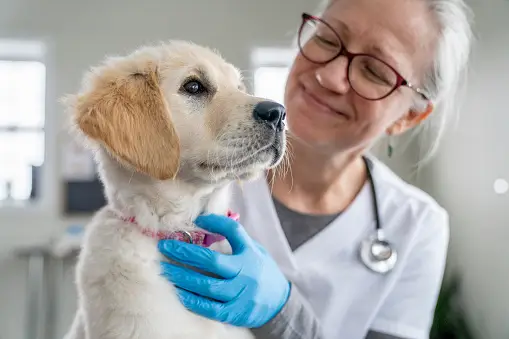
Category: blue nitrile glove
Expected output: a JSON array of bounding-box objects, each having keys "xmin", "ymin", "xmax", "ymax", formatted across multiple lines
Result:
[{"xmin": 158, "ymin": 213, "xmax": 291, "ymax": 328}]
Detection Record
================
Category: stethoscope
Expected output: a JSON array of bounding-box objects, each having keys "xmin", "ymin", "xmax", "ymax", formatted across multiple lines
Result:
[{"xmin": 359, "ymin": 156, "xmax": 397, "ymax": 274}]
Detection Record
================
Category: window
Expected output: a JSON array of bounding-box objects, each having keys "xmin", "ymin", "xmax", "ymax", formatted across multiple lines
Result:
[
  {"xmin": 253, "ymin": 67, "xmax": 290, "ymax": 105},
  {"xmin": 251, "ymin": 47, "xmax": 294, "ymax": 105},
  {"xmin": 0, "ymin": 40, "xmax": 46, "ymax": 203}
]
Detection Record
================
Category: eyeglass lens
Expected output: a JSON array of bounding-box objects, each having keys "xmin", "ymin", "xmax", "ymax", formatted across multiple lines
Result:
[{"xmin": 299, "ymin": 18, "xmax": 399, "ymax": 100}]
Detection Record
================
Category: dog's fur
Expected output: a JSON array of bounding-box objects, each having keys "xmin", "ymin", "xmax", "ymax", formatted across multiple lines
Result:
[{"xmin": 62, "ymin": 40, "xmax": 286, "ymax": 339}]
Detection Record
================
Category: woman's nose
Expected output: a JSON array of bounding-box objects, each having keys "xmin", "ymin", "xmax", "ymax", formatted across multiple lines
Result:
[{"xmin": 315, "ymin": 57, "xmax": 351, "ymax": 94}]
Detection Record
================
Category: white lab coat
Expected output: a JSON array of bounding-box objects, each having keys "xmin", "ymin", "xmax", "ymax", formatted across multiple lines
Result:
[{"xmin": 228, "ymin": 156, "xmax": 449, "ymax": 339}]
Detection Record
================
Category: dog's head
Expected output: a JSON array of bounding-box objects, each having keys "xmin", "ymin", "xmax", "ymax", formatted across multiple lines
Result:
[{"xmin": 64, "ymin": 41, "xmax": 286, "ymax": 185}]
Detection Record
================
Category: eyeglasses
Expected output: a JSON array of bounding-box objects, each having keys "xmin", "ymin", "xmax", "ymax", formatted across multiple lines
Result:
[{"xmin": 297, "ymin": 13, "xmax": 429, "ymax": 101}]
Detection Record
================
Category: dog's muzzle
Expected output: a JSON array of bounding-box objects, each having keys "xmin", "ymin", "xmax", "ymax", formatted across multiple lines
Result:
[{"xmin": 253, "ymin": 101, "xmax": 286, "ymax": 132}]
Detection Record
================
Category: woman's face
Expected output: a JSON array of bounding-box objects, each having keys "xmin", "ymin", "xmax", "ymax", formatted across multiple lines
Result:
[{"xmin": 284, "ymin": 0, "xmax": 438, "ymax": 153}]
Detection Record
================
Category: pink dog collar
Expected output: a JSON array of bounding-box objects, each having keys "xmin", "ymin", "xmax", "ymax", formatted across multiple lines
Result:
[{"xmin": 120, "ymin": 210, "xmax": 239, "ymax": 247}]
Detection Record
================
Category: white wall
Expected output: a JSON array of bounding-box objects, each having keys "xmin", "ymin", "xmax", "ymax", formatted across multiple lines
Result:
[
  {"xmin": 416, "ymin": 1, "xmax": 509, "ymax": 338},
  {"xmin": 0, "ymin": 1, "xmax": 314, "ymax": 338}
]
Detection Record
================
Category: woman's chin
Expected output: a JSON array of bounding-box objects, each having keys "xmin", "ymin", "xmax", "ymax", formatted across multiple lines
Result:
[
  {"xmin": 286, "ymin": 122, "xmax": 339, "ymax": 150},
  {"xmin": 284, "ymin": 88, "xmax": 349, "ymax": 150}
]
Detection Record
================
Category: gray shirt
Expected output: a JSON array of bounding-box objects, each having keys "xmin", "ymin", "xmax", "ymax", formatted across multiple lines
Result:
[{"xmin": 249, "ymin": 197, "xmax": 406, "ymax": 339}]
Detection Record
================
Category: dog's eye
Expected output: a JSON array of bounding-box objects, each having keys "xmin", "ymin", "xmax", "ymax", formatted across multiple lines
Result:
[{"xmin": 182, "ymin": 80, "xmax": 207, "ymax": 95}]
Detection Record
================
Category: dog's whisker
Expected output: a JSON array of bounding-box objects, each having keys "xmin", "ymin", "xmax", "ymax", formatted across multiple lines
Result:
[
  {"xmin": 208, "ymin": 148, "xmax": 217, "ymax": 176},
  {"xmin": 215, "ymin": 129, "xmax": 243, "ymax": 170},
  {"xmin": 225, "ymin": 137, "xmax": 234, "ymax": 168},
  {"xmin": 282, "ymin": 142, "xmax": 295, "ymax": 192},
  {"xmin": 268, "ymin": 139, "xmax": 294, "ymax": 194},
  {"xmin": 204, "ymin": 147, "xmax": 217, "ymax": 176},
  {"xmin": 267, "ymin": 170, "xmax": 275, "ymax": 193},
  {"xmin": 230, "ymin": 138, "xmax": 243, "ymax": 168}
]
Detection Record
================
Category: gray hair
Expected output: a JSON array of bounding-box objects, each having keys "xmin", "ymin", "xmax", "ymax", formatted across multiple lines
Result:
[{"xmin": 314, "ymin": 0, "xmax": 474, "ymax": 164}]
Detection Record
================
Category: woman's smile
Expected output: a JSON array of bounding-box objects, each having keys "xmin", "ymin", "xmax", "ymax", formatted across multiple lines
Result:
[{"xmin": 298, "ymin": 82, "xmax": 350, "ymax": 121}]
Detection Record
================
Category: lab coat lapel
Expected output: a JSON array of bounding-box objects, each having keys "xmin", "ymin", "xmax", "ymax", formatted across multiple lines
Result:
[
  {"xmin": 293, "ymin": 182, "xmax": 375, "ymax": 265},
  {"xmin": 286, "ymin": 182, "xmax": 377, "ymax": 322},
  {"xmin": 232, "ymin": 175, "xmax": 300, "ymax": 276},
  {"xmin": 230, "ymin": 172, "xmax": 376, "ymax": 278}
]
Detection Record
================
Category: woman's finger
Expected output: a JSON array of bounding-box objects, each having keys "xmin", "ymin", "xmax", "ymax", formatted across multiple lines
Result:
[
  {"xmin": 158, "ymin": 240, "xmax": 239, "ymax": 278},
  {"xmin": 160, "ymin": 262, "xmax": 240, "ymax": 302},
  {"xmin": 174, "ymin": 287, "xmax": 230, "ymax": 323},
  {"xmin": 194, "ymin": 214, "xmax": 251, "ymax": 253}
]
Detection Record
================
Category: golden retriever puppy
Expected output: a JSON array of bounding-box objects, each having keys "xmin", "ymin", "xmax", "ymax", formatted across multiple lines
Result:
[{"xmin": 61, "ymin": 40, "xmax": 286, "ymax": 339}]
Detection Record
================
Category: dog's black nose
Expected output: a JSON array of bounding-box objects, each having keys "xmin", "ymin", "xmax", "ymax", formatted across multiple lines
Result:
[{"xmin": 253, "ymin": 101, "xmax": 286, "ymax": 131}]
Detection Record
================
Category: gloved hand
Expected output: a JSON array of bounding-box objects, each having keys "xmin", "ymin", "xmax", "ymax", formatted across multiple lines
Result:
[{"xmin": 158, "ymin": 213, "xmax": 291, "ymax": 328}]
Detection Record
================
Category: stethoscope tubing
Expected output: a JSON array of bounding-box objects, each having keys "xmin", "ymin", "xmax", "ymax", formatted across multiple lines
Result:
[{"xmin": 359, "ymin": 156, "xmax": 397, "ymax": 274}]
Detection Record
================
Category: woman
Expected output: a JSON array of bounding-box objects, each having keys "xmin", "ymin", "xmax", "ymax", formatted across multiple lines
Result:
[{"xmin": 158, "ymin": 0, "xmax": 474, "ymax": 338}]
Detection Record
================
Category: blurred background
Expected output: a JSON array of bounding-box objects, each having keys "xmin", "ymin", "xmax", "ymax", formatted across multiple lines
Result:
[{"xmin": 0, "ymin": 0, "xmax": 507, "ymax": 338}]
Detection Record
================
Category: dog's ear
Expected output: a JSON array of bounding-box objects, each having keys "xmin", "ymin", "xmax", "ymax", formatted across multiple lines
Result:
[{"xmin": 72, "ymin": 68, "xmax": 180, "ymax": 180}]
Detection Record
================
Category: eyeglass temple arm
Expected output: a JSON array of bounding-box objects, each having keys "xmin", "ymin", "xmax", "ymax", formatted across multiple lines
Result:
[{"xmin": 404, "ymin": 80, "xmax": 430, "ymax": 101}]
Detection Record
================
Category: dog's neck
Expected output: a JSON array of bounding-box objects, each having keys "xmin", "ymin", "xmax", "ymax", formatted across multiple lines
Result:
[{"xmin": 96, "ymin": 149, "xmax": 231, "ymax": 232}]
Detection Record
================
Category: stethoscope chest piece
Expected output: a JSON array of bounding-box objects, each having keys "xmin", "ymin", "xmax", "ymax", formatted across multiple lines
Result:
[{"xmin": 360, "ymin": 229, "xmax": 397, "ymax": 274}]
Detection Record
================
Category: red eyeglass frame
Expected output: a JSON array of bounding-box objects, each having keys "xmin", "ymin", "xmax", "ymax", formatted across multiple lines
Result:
[{"xmin": 298, "ymin": 13, "xmax": 430, "ymax": 102}]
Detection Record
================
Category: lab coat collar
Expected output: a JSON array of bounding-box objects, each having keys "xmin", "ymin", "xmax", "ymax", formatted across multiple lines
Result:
[{"xmin": 234, "ymin": 170, "xmax": 376, "ymax": 278}]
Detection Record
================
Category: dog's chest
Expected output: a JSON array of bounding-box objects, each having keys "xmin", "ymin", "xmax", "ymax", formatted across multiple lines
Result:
[{"xmin": 79, "ymin": 209, "xmax": 252, "ymax": 339}]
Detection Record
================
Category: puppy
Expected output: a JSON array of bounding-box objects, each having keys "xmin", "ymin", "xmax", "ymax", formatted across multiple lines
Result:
[{"xmin": 61, "ymin": 40, "xmax": 286, "ymax": 339}]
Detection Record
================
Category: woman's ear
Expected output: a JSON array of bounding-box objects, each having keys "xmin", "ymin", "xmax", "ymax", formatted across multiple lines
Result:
[{"xmin": 386, "ymin": 102, "xmax": 434, "ymax": 135}]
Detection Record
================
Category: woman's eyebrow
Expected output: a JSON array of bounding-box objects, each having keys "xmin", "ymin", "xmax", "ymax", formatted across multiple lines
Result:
[
  {"xmin": 369, "ymin": 45, "xmax": 398, "ymax": 65},
  {"xmin": 324, "ymin": 16, "xmax": 404, "ymax": 70},
  {"xmin": 324, "ymin": 16, "xmax": 351, "ymax": 36}
]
